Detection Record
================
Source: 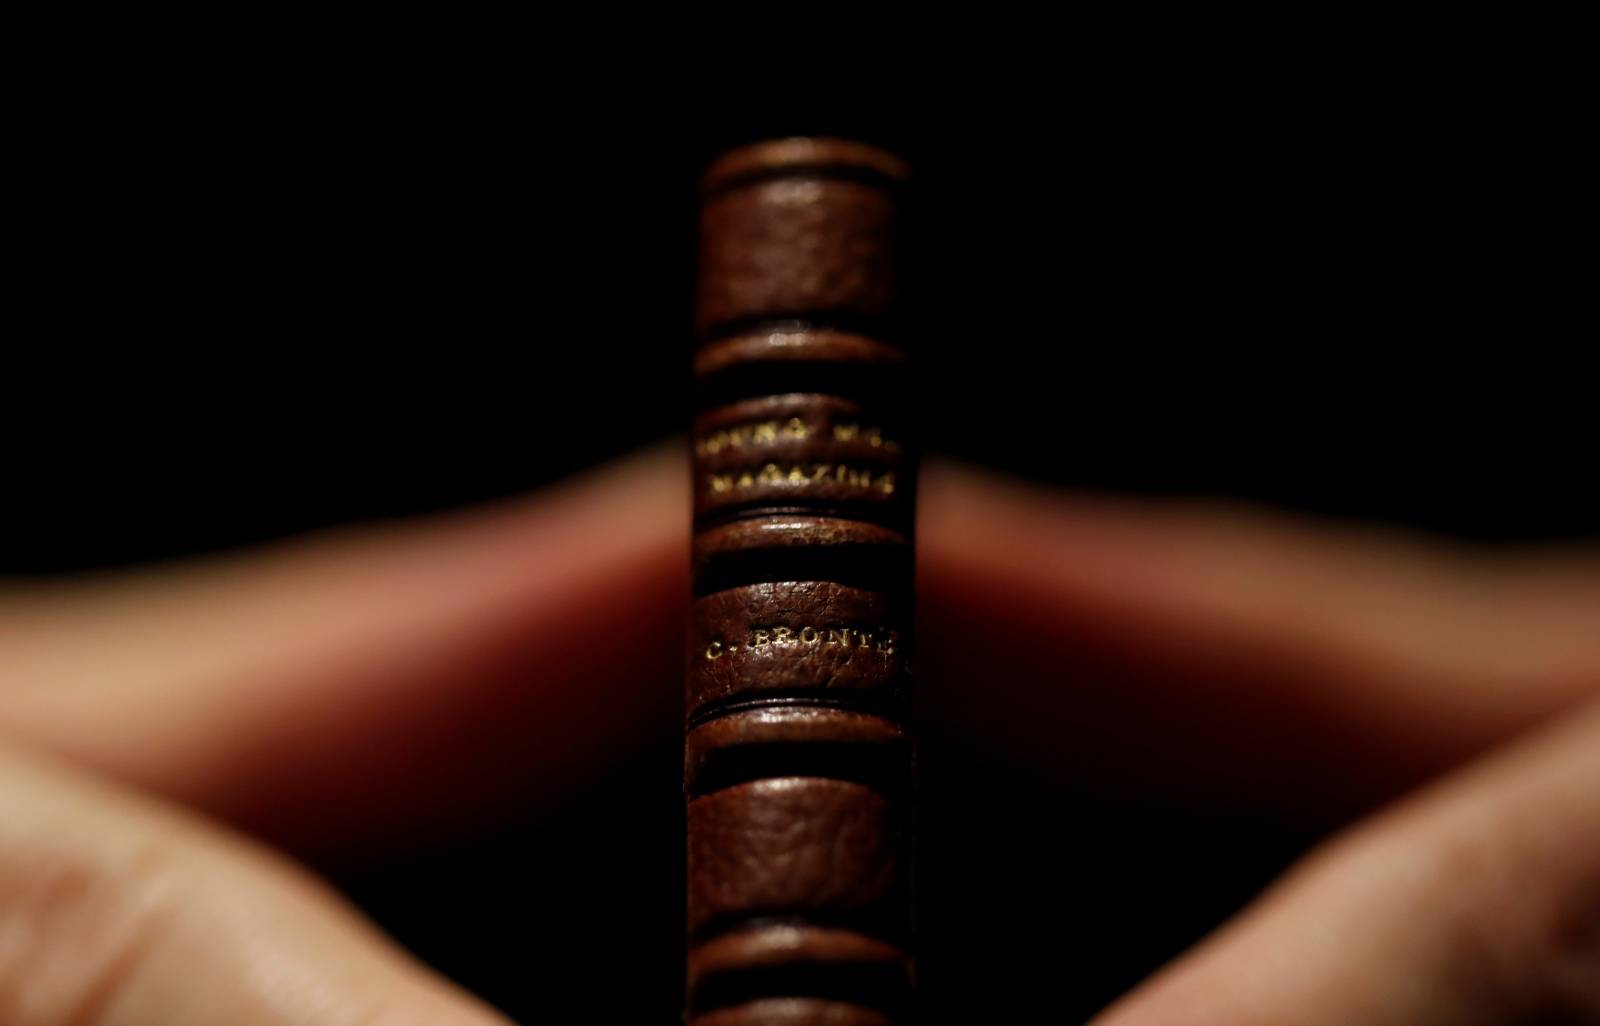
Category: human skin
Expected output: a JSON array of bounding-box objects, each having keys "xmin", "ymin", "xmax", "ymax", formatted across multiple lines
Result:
[{"xmin": 1, "ymin": 442, "xmax": 1597, "ymax": 1024}]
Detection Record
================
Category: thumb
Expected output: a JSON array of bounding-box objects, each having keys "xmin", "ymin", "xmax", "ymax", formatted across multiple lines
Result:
[
  {"xmin": 1091, "ymin": 697, "xmax": 1600, "ymax": 1025},
  {"xmin": 0, "ymin": 741, "xmax": 514, "ymax": 1026}
]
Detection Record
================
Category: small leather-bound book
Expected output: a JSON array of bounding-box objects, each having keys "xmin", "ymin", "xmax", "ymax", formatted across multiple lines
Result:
[{"xmin": 685, "ymin": 139, "xmax": 916, "ymax": 1026}]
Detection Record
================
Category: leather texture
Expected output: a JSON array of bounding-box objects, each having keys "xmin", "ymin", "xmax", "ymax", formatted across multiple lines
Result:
[
  {"xmin": 696, "ymin": 178, "xmax": 900, "ymax": 336},
  {"xmin": 687, "ymin": 138, "xmax": 916, "ymax": 1024},
  {"xmin": 688, "ymin": 1000, "xmax": 895, "ymax": 1026}
]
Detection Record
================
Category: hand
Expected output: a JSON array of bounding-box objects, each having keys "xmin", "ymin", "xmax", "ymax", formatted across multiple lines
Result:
[
  {"xmin": 2, "ymin": 443, "xmax": 1596, "ymax": 1024},
  {"xmin": 919, "ymin": 463, "xmax": 1600, "ymax": 1024}
]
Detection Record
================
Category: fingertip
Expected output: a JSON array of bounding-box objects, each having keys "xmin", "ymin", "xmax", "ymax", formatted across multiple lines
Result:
[{"xmin": 0, "ymin": 442, "xmax": 693, "ymax": 848}]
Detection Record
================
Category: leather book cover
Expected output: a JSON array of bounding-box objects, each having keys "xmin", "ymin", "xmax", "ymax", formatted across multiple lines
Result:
[{"xmin": 684, "ymin": 138, "xmax": 917, "ymax": 1026}]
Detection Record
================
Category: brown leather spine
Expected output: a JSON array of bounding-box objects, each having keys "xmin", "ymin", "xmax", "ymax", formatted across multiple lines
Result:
[{"xmin": 687, "ymin": 138, "xmax": 915, "ymax": 1025}]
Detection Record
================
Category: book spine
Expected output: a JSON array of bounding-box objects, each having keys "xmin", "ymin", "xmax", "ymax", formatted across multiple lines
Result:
[{"xmin": 686, "ymin": 138, "xmax": 916, "ymax": 1026}]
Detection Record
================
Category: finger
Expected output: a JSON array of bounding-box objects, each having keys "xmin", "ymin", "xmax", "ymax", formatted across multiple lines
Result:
[
  {"xmin": 1089, "ymin": 697, "xmax": 1600, "ymax": 1025},
  {"xmin": 5, "ymin": 449, "xmax": 1598, "ymax": 844},
  {"xmin": 0, "ymin": 443, "xmax": 689, "ymax": 848},
  {"xmin": 0, "ymin": 741, "xmax": 513, "ymax": 1026},
  {"xmin": 916, "ymin": 461, "xmax": 1600, "ymax": 811}
]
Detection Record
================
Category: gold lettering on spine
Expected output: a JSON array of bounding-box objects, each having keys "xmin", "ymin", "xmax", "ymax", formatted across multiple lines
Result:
[
  {"xmin": 712, "ymin": 625, "xmax": 900, "ymax": 657},
  {"xmin": 702, "ymin": 464, "xmax": 898, "ymax": 496},
  {"xmin": 694, "ymin": 417, "xmax": 815, "ymax": 457},
  {"xmin": 696, "ymin": 418, "xmax": 898, "ymax": 459},
  {"xmin": 832, "ymin": 422, "xmax": 896, "ymax": 451}
]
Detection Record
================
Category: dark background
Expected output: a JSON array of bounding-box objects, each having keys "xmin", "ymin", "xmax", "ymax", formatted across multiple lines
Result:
[{"xmin": 6, "ymin": 84, "xmax": 1592, "ymax": 1023}]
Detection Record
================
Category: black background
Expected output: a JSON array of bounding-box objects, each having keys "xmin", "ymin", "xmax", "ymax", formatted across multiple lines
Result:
[{"xmin": 5, "ymin": 77, "xmax": 1593, "ymax": 1023}]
